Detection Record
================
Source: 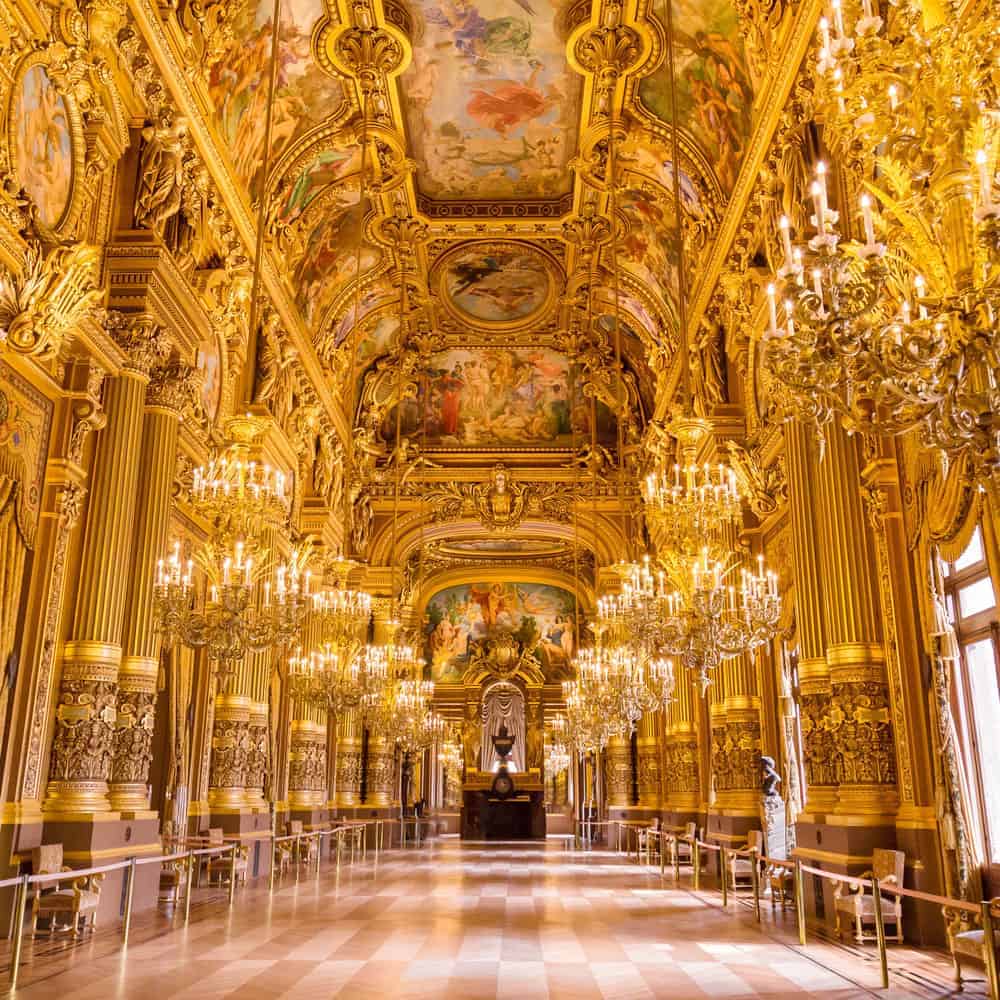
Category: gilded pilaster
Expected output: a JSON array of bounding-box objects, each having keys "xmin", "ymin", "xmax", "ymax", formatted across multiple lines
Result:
[
  {"xmin": 636, "ymin": 710, "xmax": 661, "ymax": 811},
  {"xmin": 110, "ymin": 360, "xmax": 196, "ymax": 812},
  {"xmin": 662, "ymin": 672, "xmax": 700, "ymax": 821},
  {"xmin": 45, "ymin": 316, "xmax": 167, "ymax": 816},
  {"xmin": 367, "ymin": 735, "xmax": 395, "ymax": 807},
  {"xmin": 784, "ymin": 420, "xmax": 837, "ymax": 814},
  {"xmin": 605, "ymin": 734, "xmax": 631, "ymax": 809}
]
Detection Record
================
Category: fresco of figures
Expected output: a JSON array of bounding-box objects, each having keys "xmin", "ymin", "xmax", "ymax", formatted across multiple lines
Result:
[
  {"xmin": 424, "ymin": 582, "xmax": 577, "ymax": 682},
  {"xmin": 401, "ymin": 0, "xmax": 581, "ymax": 201},
  {"xmin": 442, "ymin": 244, "xmax": 553, "ymax": 325},
  {"xmin": 208, "ymin": 0, "xmax": 345, "ymax": 197},
  {"xmin": 638, "ymin": 0, "xmax": 753, "ymax": 194},
  {"xmin": 386, "ymin": 348, "xmax": 616, "ymax": 448},
  {"xmin": 14, "ymin": 65, "xmax": 72, "ymax": 227},
  {"xmin": 293, "ymin": 197, "xmax": 378, "ymax": 328}
]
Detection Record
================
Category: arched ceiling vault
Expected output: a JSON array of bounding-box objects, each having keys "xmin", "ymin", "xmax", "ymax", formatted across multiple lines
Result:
[{"xmin": 164, "ymin": 0, "xmax": 772, "ymax": 599}]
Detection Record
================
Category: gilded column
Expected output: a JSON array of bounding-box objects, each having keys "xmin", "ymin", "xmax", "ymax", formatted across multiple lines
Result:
[
  {"xmin": 662, "ymin": 674, "xmax": 700, "ymax": 825},
  {"xmin": 365, "ymin": 597, "xmax": 396, "ymax": 809},
  {"xmin": 45, "ymin": 316, "xmax": 167, "ymax": 816},
  {"xmin": 336, "ymin": 707, "xmax": 363, "ymax": 808},
  {"xmin": 288, "ymin": 709, "xmax": 327, "ymax": 814},
  {"xmin": 110, "ymin": 361, "xmax": 196, "ymax": 813},
  {"xmin": 815, "ymin": 424, "xmax": 897, "ymax": 824},
  {"xmin": 784, "ymin": 420, "xmax": 836, "ymax": 815},
  {"xmin": 636, "ymin": 710, "xmax": 661, "ymax": 816},
  {"xmin": 605, "ymin": 734, "xmax": 631, "ymax": 811},
  {"xmin": 208, "ymin": 693, "xmax": 251, "ymax": 810}
]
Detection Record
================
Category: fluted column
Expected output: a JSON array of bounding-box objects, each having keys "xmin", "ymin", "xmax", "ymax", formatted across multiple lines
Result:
[
  {"xmin": 110, "ymin": 361, "xmax": 196, "ymax": 812},
  {"xmin": 366, "ymin": 597, "xmax": 396, "ymax": 808},
  {"xmin": 784, "ymin": 420, "xmax": 836, "ymax": 814},
  {"xmin": 45, "ymin": 316, "xmax": 166, "ymax": 816},
  {"xmin": 814, "ymin": 423, "xmax": 897, "ymax": 822}
]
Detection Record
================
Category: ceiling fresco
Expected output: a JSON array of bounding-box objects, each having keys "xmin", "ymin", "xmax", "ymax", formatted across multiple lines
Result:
[
  {"xmin": 209, "ymin": 0, "xmax": 348, "ymax": 200},
  {"xmin": 400, "ymin": 0, "xmax": 583, "ymax": 204},
  {"xmin": 637, "ymin": 0, "xmax": 753, "ymax": 195}
]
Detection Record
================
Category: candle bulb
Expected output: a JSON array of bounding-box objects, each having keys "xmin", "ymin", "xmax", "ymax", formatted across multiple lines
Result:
[
  {"xmin": 767, "ymin": 283, "xmax": 778, "ymax": 337},
  {"xmin": 860, "ymin": 192, "xmax": 876, "ymax": 248},
  {"xmin": 778, "ymin": 215, "xmax": 794, "ymax": 271},
  {"xmin": 976, "ymin": 149, "xmax": 994, "ymax": 211},
  {"xmin": 784, "ymin": 299, "xmax": 795, "ymax": 337},
  {"xmin": 815, "ymin": 161, "xmax": 829, "ymax": 220},
  {"xmin": 914, "ymin": 274, "xmax": 927, "ymax": 319},
  {"xmin": 812, "ymin": 267, "xmax": 824, "ymax": 303},
  {"xmin": 811, "ymin": 181, "xmax": 826, "ymax": 237},
  {"xmin": 818, "ymin": 15, "xmax": 831, "ymax": 52}
]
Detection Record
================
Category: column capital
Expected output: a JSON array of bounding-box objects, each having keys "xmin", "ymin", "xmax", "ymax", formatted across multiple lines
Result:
[
  {"xmin": 146, "ymin": 360, "xmax": 201, "ymax": 415},
  {"xmin": 107, "ymin": 311, "xmax": 170, "ymax": 378}
]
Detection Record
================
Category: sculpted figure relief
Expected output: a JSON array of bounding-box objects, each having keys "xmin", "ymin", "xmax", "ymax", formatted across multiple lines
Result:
[{"xmin": 135, "ymin": 114, "xmax": 189, "ymax": 231}]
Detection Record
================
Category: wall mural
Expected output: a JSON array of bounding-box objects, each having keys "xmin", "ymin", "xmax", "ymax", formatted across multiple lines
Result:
[
  {"xmin": 439, "ymin": 243, "xmax": 554, "ymax": 326},
  {"xmin": 277, "ymin": 143, "xmax": 362, "ymax": 224},
  {"xmin": 424, "ymin": 581, "xmax": 576, "ymax": 682},
  {"xmin": 440, "ymin": 538, "xmax": 566, "ymax": 555},
  {"xmin": 638, "ymin": 0, "xmax": 753, "ymax": 194},
  {"xmin": 385, "ymin": 347, "xmax": 616, "ymax": 449},
  {"xmin": 208, "ymin": 0, "xmax": 346, "ymax": 197},
  {"xmin": 12, "ymin": 65, "xmax": 72, "ymax": 228},
  {"xmin": 401, "ymin": 0, "xmax": 581, "ymax": 201}
]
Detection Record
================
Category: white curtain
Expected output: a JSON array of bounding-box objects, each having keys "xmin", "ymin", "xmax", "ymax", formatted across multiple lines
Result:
[{"xmin": 480, "ymin": 683, "xmax": 525, "ymax": 771}]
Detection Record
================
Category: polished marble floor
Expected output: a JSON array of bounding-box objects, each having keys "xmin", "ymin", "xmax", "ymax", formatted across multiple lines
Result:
[{"xmin": 7, "ymin": 839, "xmax": 976, "ymax": 999}]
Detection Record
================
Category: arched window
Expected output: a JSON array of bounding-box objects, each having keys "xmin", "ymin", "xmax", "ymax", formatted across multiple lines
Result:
[{"xmin": 943, "ymin": 525, "xmax": 1000, "ymax": 865}]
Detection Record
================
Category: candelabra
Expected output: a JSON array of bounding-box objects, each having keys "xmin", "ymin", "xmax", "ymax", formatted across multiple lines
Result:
[
  {"xmin": 155, "ymin": 539, "xmax": 309, "ymax": 679},
  {"xmin": 764, "ymin": 0, "xmax": 1000, "ymax": 485}
]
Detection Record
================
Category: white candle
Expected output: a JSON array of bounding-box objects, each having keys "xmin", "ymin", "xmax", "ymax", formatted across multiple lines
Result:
[
  {"xmin": 812, "ymin": 267, "xmax": 824, "ymax": 302},
  {"xmin": 914, "ymin": 274, "xmax": 927, "ymax": 319},
  {"xmin": 976, "ymin": 149, "xmax": 993, "ymax": 210},
  {"xmin": 888, "ymin": 84, "xmax": 898, "ymax": 110},
  {"xmin": 831, "ymin": 0, "xmax": 845, "ymax": 38},
  {"xmin": 767, "ymin": 283, "xmax": 778, "ymax": 337},
  {"xmin": 860, "ymin": 193, "xmax": 876, "ymax": 247},
  {"xmin": 779, "ymin": 215, "xmax": 794, "ymax": 271},
  {"xmin": 785, "ymin": 299, "xmax": 796, "ymax": 337},
  {"xmin": 811, "ymin": 181, "xmax": 826, "ymax": 237},
  {"xmin": 818, "ymin": 16, "xmax": 831, "ymax": 52},
  {"xmin": 816, "ymin": 162, "xmax": 829, "ymax": 221}
]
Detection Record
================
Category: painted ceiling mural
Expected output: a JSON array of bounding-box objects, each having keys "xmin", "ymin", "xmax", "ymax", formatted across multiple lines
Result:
[
  {"xmin": 423, "ymin": 581, "xmax": 577, "ymax": 682},
  {"xmin": 637, "ymin": 0, "xmax": 754, "ymax": 195},
  {"xmin": 400, "ymin": 0, "xmax": 583, "ymax": 202},
  {"xmin": 384, "ymin": 347, "xmax": 617, "ymax": 449},
  {"xmin": 208, "ymin": 0, "xmax": 347, "ymax": 200}
]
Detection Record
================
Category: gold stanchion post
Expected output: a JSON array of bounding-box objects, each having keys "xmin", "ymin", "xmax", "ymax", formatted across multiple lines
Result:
[
  {"xmin": 122, "ymin": 857, "xmax": 137, "ymax": 944},
  {"xmin": 794, "ymin": 859, "xmax": 807, "ymax": 946},
  {"xmin": 750, "ymin": 849, "xmax": 761, "ymax": 922},
  {"xmin": 720, "ymin": 850, "xmax": 728, "ymax": 907},
  {"xmin": 981, "ymin": 900, "xmax": 999, "ymax": 1000},
  {"xmin": 228, "ymin": 848, "xmax": 237, "ymax": 905},
  {"xmin": 872, "ymin": 876, "xmax": 889, "ymax": 989},
  {"xmin": 184, "ymin": 854, "xmax": 194, "ymax": 923},
  {"xmin": 8, "ymin": 874, "xmax": 29, "ymax": 990},
  {"xmin": 693, "ymin": 841, "xmax": 701, "ymax": 891}
]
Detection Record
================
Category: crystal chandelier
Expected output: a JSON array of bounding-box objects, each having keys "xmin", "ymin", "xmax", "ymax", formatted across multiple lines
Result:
[
  {"xmin": 388, "ymin": 679, "xmax": 445, "ymax": 754},
  {"xmin": 440, "ymin": 728, "xmax": 463, "ymax": 772},
  {"xmin": 155, "ymin": 538, "xmax": 309, "ymax": 679},
  {"xmin": 763, "ymin": 0, "xmax": 1000, "ymax": 483},
  {"xmin": 544, "ymin": 715, "xmax": 571, "ymax": 776},
  {"xmin": 655, "ymin": 548, "xmax": 781, "ymax": 693}
]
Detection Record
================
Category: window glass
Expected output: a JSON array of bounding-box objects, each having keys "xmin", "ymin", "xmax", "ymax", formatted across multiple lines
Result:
[
  {"xmin": 955, "ymin": 527, "xmax": 985, "ymax": 572},
  {"xmin": 959, "ymin": 577, "xmax": 996, "ymax": 618},
  {"xmin": 964, "ymin": 639, "xmax": 1000, "ymax": 862}
]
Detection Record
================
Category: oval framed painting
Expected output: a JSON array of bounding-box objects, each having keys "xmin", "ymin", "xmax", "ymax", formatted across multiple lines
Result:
[
  {"xmin": 8, "ymin": 57, "xmax": 82, "ymax": 233},
  {"xmin": 434, "ymin": 241, "xmax": 560, "ymax": 332}
]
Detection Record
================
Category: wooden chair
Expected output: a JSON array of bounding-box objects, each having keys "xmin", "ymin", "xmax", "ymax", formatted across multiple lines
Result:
[
  {"xmin": 287, "ymin": 820, "xmax": 320, "ymax": 866},
  {"xmin": 727, "ymin": 830, "xmax": 763, "ymax": 890},
  {"xmin": 833, "ymin": 848, "xmax": 905, "ymax": 943},
  {"xmin": 207, "ymin": 829, "xmax": 249, "ymax": 888},
  {"xmin": 944, "ymin": 899, "xmax": 1000, "ymax": 995},
  {"xmin": 675, "ymin": 822, "xmax": 698, "ymax": 866},
  {"xmin": 158, "ymin": 854, "xmax": 191, "ymax": 904},
  {"xmin": 30, "ymin": 844, "xmax": 104, "ymax": 937}
]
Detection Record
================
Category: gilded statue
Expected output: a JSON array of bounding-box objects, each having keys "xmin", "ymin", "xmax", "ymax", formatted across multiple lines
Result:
[
  {"xmin": 252, "ymin": 319, "xmax": 296, "ymax": 428},
  {"xmin": 135, "ymin": 114, "xmax": 189, "ymax": 232},
  {"xmin": 691, "ymin": 316, "xmax": 726, "ymax": 416},
  {"xmin": 387, "ymin": 435, "xmax": 440, "ymax": 486},
  {"xmin": 313, "ymin": 427, "xmax": 345, "ymax": 508}
]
